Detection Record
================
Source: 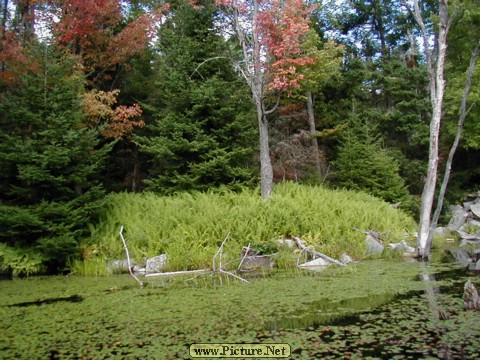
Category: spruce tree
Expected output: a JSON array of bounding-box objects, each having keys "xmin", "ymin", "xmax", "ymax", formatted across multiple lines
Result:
[
  {"xmin": 334, "ymin": 115, "xmax": 409, "ymax": 203},
  {"xmin": 0, "ymin": 45, "xmax": 110, "ymax": 273},
  {"xmin": 137, "ymin": 1, "xmax": 257, "ymax": 194}
]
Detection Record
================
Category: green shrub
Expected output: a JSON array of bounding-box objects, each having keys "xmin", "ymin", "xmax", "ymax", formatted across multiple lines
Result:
[{"xmin": 0, "ymin": 244, "xmax": 46, "ymax": 276}]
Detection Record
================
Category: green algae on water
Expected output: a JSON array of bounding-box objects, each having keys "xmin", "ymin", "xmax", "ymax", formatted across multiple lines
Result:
[{"xmin": 1, "ymin": 259, "xmax": 479, "ymax": 359}]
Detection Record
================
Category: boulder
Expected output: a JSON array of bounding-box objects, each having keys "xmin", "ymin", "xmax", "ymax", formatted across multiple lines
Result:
[
  {"xmin": 239, "ymin": 255, "xmax": 275, "ymax": 271},
  {"xmin": 146, "ymin": 254, "xmax": 168, "ymax": 273},
  {"xmin": 365, "ymin": 234, "xmax": 384, "ymax": 254},
  {"xmin": 277, "ymin": 239, "xmax": 295, "ymax": 248},
  {"xmin": 471, "ymin": 203, "xmax": 480, "ymax": 220},
  {"xmin": 449, "ymin": 248, "xmax": 472, "ymax": 266},
  {"xmin": 389, "ymin": 240, "xmax": 415, "ymax": 254},
  {"xmin": 464, "ymin": 280, "xmax": 480, "ymax": 310},
  {"xmin": 107, "ymin": 259, "xmax": 131, "ymax": 274},
  {"xmin": 447, "ymin": 205, "xmax": 468, "ymax": 231},
  {"xmin": 298, "ymin": 257, "xmax": 332, "ymax": 270},
  {"xmin": 339, "ymin": 253, "xmax": 356, "ymax": 264}
]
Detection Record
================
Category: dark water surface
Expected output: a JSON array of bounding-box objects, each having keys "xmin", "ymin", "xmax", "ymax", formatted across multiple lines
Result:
[{"xmin": 1, "ymin": 259, "xmax": 479, "ymax": 359}]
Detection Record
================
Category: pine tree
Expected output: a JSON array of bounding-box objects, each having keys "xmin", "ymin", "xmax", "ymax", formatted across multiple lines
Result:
[
  {"xmin": 0, "ymin": 45, "xmax": 110, "ymax": 273},
  {"xmin": 137, "ymin": 1, "xmax": 257, "ymax": 194},
  {"xmin": 334, "ymin": 115, "xmax": 409, "ymax": 203}
]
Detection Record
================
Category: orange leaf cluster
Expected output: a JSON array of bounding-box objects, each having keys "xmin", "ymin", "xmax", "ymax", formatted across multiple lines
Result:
[{"xmin": 82, "ymin": 89, "xmax": 144, "ymax": 139}]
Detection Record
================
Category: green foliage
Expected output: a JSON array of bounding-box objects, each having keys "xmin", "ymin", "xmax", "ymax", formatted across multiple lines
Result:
[
  {"xmin": 0, "ymin": 243, "xmax": 45, "ymax": 276},
  {"xmin": 334, "ymin": 115, "xmax": 409, "ymax": 204},
  {"xmin": 137, "ymin": 1, "xmax": 257, "ymax": 194},
  {"xmin": 79, "ymin": 183, "xmax": 415, "ymax": 272},
  {"xmin": 0, "ymin": 44, "xmax": 111, "ymax": 273}
]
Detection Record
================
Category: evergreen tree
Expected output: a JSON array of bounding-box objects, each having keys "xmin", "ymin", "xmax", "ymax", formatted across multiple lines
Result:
[
  {"xmin": 334, "ymin": 114, "xmax": 409, "ymax": 203},
  {"xmin": 0, "ymin": 45, "xmax": 110, "ymax": 273},
  {"xmin": 138, "ymin": 1, "xmax": 257, "ymax": 194}
]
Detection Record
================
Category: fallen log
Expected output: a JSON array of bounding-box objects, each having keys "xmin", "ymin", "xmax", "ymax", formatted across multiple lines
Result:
[
  {"xmin": 145, "ymin": 269, "xmax": 211, "ymax": 278},
  {"xmin": 292, "ymin": 236, "xmax": 346, "ymax": 267}
]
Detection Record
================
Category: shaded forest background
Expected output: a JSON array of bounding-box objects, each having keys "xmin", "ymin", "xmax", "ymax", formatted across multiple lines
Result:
[{"xmin": 1, "ymin": 0, "xmax": 479, "ymax": 273}]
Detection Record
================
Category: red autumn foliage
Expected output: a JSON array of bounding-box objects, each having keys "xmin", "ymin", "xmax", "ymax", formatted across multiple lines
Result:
[
  {"xmin": 213, "ymin": 0, "xmax": 316, "ymax": 95},
  {"xmin": 258, "ymin": 0, "xmax": 316, "ymax": 92},
  {"xmin": 52, "ymin": 0, "xmax": 168, "ymax": 72},
  {"xmin": 0, "ymin": 31, "xmax": 39, "ymax": 85}
]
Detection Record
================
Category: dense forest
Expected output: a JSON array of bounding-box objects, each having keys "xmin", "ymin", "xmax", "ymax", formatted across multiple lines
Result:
[{"xmin": 0, "ymin": 0, "xmax": 479, "ymax": 273}]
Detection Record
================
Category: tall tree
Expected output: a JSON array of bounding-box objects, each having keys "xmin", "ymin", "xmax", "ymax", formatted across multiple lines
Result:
[
  {"xmin": 404, "ymin": 0, "xmax": 455, "ymax": 258},
  {"xmin": 335, "ymin": 110, "xmax": 409, "ymax": 203},
  {"xmin": 138, "ymin": 0, "xmax": 257, "ymax": 193},
  {"xmin": 426, "ymin": 0, "xmax": 480, "ymax": 247},
  {"xmin": 214, "ymin": 0, "xmax": 316, "ymax": 198},
  {"xmin": 0, "ymin": 45, "xmax": 110, "ymax": 273}
]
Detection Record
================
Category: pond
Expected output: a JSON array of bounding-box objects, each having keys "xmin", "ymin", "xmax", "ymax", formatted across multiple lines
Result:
[{"xmin": 1, "ymin": 259, "xmax": 479, "ymax": 359}]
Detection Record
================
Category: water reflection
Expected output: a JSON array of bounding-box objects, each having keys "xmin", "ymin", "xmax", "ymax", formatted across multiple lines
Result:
[{"xmin": 266, "ymin": 293, "xmax": 400, "ymax": 331}]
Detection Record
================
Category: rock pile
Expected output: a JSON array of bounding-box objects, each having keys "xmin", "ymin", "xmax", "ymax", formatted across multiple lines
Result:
[
  {"xmin": 444, "ymin": 192, "xmax": 480, "ymax": 244},
  {"xmin": 443, "ymin": 192, "xmax": 480, "ymax": 271}
]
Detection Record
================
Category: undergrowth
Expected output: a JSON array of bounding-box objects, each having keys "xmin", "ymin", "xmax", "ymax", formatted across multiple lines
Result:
[{"xmin": 76, "ymin": 183, "xmax": 416, "ymax": 274}]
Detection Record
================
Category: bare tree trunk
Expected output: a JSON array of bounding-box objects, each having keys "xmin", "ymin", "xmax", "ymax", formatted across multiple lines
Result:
[
  {"xmin": 252, "ymin": 0, "xmax": 273, "ymax": 199},
  {"xmin": 409, "ymin": 0, "xmax": 450, "ymax": 258},
  {"xmin": 1, "ymin": 0, "xmax": 7, "ymax": 74},
  {"xmin": 306, "ymin": 90, "xmax": 322, "ymax": 175},
  {"xmin": 426, "ymin": 40, "xmax": 480, "ymax": 250},
  {"xmin": 229, "ymin": 0, "xmax": 275, "ymax": 199},
  {"xmin": 257, "ymin": 100, "xmax": 273, "ymax": 199}
]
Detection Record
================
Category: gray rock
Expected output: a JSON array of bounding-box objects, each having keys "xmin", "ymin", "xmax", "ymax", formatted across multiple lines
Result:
[
  {"xmin": 146, "ymin": 254, "xmax": 168, "ymax": 273},
  {"xmin": 365, "ymin": 234, "xmax": 384, "ymax": 254},
  {"xmin": 449, "ymin": 248, "xmax": 472, "ymax": 266},
  {"xmin": 471, "ymin": 203, "xmax": 480, "ymax": 220},
  {"xmin": 468, "ymin": 220, "xmax": 480, "ymax": 228},
  {"xmin": 476, "ymin": 259, "xmax": 480, "ymax": 271},
  {"xmin": 107, "ymin": 259, "xmax": 131, "ymax": 274},
  {"xmin": 240, "ymin": 255, "xmax": 275, "ymax": 270},
  {"xmin": 298, "ymin": 257, "xmax": 332, "ymax": 270},
  {"xmin": 447, "ymin": 205, "xmax": 468, "ymax": 231},
  {"xmin": 389, "ymin": 240, "xmax": 415, "ymax": 254},
  {"xmin": 339, "ymin": 253, "xmax": 356, "ymax": 264}
]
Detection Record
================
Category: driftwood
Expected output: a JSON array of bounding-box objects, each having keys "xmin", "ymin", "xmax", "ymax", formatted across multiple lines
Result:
[
  {"xmin": 292, "ymin": 236, "xmax": 346, "ymax": 267},
  {"xmin": 180, "ymin": 233, "xmax": 250, "ymax": 285},
  {"xmin": 119, "ymin": 226, "xmax": 144, "ymax": 288},
  {"xmin": 464, "ymin": 280, "xmax": 480, "ymax": 310},
  {"xmin": 145, "ymin": 269, "xmax": 211, "ymax": 278}
]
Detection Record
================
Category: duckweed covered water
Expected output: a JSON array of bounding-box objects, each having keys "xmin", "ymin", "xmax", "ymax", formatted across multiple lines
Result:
[{"xmin": 1, "ymin": 259, "xmax": 479, "ymax": 359}]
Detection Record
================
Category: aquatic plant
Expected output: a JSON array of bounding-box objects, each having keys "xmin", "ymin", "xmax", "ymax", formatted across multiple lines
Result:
[{"xmin": 0, "ymin": 260, "xmax": 478, "ymax": 359}]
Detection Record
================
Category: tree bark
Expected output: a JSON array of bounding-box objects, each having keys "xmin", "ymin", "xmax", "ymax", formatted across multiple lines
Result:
[
  {"xmin": 231, "ymin": 0, "xmax": 274, "ymax": 199},
  {"xmin": 426, "ymin": 40, "xmax": 480, "ymax": 251},
  {"xmin": 306, "ymin": 90, "xmax": 323, "ymax": 175},
  {"xmin": 413, "ymin": 0, "xmax": 450, "ymax": 258},
  {"xmin": 257, "ymin": 100, "xmax": 273, "ymax": 199}
]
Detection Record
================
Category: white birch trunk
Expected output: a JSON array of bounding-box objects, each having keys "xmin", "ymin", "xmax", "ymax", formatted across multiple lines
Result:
[
  {"xmin": 413, "ymin": 0, "xmax": 449, "ymax": 258},
  {"xmin": 426, "ymin": 40, "xmax": 480, "ymax": 250}
]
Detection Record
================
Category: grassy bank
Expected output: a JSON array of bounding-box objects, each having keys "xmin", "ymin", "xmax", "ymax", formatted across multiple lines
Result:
[{"xmin": 74, "ymin": 183, "xmax": 416, "ymax": 274}]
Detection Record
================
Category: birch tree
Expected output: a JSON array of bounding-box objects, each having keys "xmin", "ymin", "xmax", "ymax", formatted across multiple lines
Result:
[{"xmin": 404, "ymin": 0, "xmax": 455, "ymax": 258}]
